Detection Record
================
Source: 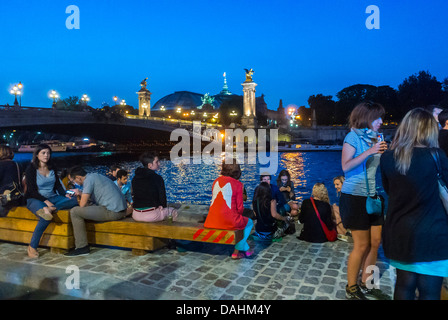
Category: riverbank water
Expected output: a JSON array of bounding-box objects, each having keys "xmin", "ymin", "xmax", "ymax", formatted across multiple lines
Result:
[{"xmin": 13, "ymin": 151, "xmax": 384, "ymax": 206}]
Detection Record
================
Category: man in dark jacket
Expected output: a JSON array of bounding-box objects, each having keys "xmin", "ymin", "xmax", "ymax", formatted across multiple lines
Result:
[{"xmin": 131, "ymin": 152, "xmax": 177, "ymax": 222}]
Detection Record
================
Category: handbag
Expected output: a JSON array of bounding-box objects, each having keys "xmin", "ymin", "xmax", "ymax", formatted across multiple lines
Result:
[
  {"xmin": 358, "ymin": 135, "xmax": 384, "ymax": 216},
  {"xmin": 1, "ymin": 162, "xmax": 24, "ymax": 206},
  {"xmin": 429, "ymin": 148, "xmax": 448, "ymax": 215},
  {"xmin": 310, "ymin": 197, "xmax": 337, "ymax": 242}
]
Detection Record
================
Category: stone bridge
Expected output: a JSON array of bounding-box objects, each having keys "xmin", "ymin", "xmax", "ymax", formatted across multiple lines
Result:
[{"xmin": 0, "ymin": 108, "xmax": 222, "ymax": 144}]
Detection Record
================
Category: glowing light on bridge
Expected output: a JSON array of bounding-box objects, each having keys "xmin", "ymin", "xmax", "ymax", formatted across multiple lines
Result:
[
  {"xmin": 49, "ymin": 90, "xmax": 59, "ymax": 108},
  {"xmin": 81, "ymin": 94, "xmax": 90, "ymax": 105},
  {"xmin": 10, "ymin": 84, "xmax": 21, "ymax": 106}
]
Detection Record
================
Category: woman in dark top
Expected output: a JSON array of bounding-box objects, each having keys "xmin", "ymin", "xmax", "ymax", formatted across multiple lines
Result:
[
  {"xmin": 276, "ymin": 170, "xmax": 299, "ymax": 216},
  {"xmin": 25, "ymin": 144, "xmax": 78, "ymax": 258},
  {"xmin": 298, "ymin": 183, "xmax": 335, "ymax": 243},
  {"xmin": 252, "ymin": 182, "xmax": 288, "ymax": 241},
  {"xmin": 380, "ymin": 108, "xmax": 448, "ymax": 300},
  {"xmin": 0, "ymin": 145, "xmax": 23, "ymax": 217}
]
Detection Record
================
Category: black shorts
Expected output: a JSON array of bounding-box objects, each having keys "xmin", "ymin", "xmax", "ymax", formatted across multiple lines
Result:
[{"xmin": 339, "ymin": 193, "xmax": 384, "ymax": 230}]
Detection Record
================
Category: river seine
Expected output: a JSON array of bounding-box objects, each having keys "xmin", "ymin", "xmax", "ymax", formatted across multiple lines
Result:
[{"xmin": 13, "ymin": 151, "xmax": 383, "ymax": 206}]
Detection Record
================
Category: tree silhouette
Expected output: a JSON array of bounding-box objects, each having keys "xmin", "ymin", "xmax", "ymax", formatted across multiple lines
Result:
[
  {"xmin": 398, "ymin": 70, "xmax": 443, "ymax": 116},
  {"xmin": 308, "ymin": 94, "xmax": 336, "ymax": 125}
]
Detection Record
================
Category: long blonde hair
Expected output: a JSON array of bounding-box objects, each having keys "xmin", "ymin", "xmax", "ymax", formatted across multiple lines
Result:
[
  {"xmin": 390, "ymin": 108, "xmax": 439, "ymax": 175},
  {"xmin": 311, "ymin": 183, "xmax": 330, "ymax": 204}
]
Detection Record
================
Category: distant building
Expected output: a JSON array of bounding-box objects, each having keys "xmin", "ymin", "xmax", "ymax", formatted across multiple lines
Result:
[{"xmin": 151, "ymin": 73, "xmax": 269, "ymax": 119}]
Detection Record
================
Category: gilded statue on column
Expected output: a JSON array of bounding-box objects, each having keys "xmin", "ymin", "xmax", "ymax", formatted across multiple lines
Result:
[
  {"xmin": 244, "ymin": 68, "xmax": 254, "ymax": 82},
  {"xmin": 140, "ymin": 77, "xmax": 148, "ymax": 89}
]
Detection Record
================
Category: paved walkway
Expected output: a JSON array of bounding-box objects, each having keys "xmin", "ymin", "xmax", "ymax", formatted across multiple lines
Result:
[{"xmin": 0, "ymin": 222, "xmax": 396, "ymax": 300}]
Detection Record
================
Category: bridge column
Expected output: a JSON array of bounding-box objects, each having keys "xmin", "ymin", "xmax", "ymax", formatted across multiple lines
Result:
[
  {"xmin": 137, "ymin": 78, "xmax": 152, "ymax": 117},
  {"xmin": 241, "ymin": 76, "xmax": 257, "ymax": 128}
]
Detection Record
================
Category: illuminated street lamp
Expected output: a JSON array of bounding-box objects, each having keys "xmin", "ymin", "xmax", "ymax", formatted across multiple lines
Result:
[
  {"xmin": 120, "ymin": 99, "xmax": 126, "ymax": 106},
  {"xmin": 49, "ymin": 90, "xmax": 59, "ymax": 109},
  {"xmin": 17, "ymin": 82, "xmax": 23, "ymax": 107},
  {"xmin": 81, "ymin": 94, "xmax": 90, "ymax": 105},
  {"xmin": 230, "ymin": 110, "xmax": 237, "ymax": 117},
  {"xmin": 10, "ymin": 85, "xmax": 21, "ymax": 107},
  {"xmin": 113, "ymin": 96, "xmax": 118, "ymax": 105}
]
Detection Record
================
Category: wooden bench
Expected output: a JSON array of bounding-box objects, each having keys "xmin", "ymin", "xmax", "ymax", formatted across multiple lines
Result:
[
  {"xmin": 0, "ymin": 206, "xmax": 73, "ymax": 254},
  {"xmin": 0, "ymin": 204, "xmax": 244, "ymax": 256}
]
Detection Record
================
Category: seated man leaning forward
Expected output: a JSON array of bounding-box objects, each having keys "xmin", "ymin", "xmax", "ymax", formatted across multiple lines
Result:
[
  {"xmin": 131, "ymin": 151, "xmax": 178, "ymax": 222},
  {"xmin": 64, "ymin": 166, "xmax": 130, "ymax": 257}
]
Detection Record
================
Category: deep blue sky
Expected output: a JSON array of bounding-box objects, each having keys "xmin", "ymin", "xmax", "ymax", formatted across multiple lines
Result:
[{"xmin": 1, "ymin": 0, "xmax": 447, "ymax": 110}]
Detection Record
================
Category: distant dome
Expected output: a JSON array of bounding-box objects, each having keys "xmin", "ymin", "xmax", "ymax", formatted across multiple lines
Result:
[
  {"xmin": 152, "ymin": 91, "xmax": 214, "ymax": 111},
  {"xmin": 152, "ymin": 91, "xmax": 239, "ymax": 111}
]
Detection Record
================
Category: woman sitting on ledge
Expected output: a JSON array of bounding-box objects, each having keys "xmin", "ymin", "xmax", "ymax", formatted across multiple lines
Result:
[
  {"xmin": 25, "ymin": 144, "xmax": 78, "ymax": 258},
  {"xmin": 204, "ymin": 160, "xmax": 254, "ymax": 259}
]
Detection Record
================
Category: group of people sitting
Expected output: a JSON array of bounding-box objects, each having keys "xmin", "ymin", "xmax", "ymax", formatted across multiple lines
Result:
[
  {"xmin": 0, "ymin": 144, "xmax": 176, "ymax": 258},
  {"xmin": 203, "ymin": 160, "xmax": 349, "ymax": 260},
  {"xmin": 1, "ymin": 142, "xmax": 346, "ymax": 260}
]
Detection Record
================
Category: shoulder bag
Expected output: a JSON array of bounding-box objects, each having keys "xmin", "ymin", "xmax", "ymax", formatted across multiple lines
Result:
[
  {"xmin": 0, "ymin": 162, "xmax": 24, "ymax": 206},
  {"xmin": 358, "ymin": 135, "xmax": 384, "ymax": 216},
  {"xmin": 310, "ymin": 197, "xmax": 337, "ymax": 242},
  {"xmin": 429, "ymin": 148, "xmax": 448, "ymax": 215}
]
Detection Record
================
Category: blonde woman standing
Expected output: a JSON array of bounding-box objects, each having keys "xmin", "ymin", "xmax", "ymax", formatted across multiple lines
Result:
[
  {"xmin": 380, "ymin": 108, "xmax": 448, "ymax": 300},
  {"xmin": 339, "ymin": 101, "xmax": 389, "ymax": 300}
]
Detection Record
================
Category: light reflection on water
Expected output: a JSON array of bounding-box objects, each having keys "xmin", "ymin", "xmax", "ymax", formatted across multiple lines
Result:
[
  {"xmin": 103, "ymin": 152, "xmax": 345, "ymax": 206},
  {"xmin": 15, "ymin": 151, "xmax": 385, "ymax": 206}
]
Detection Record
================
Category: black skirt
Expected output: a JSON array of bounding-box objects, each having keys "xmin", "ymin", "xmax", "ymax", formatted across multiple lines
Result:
[{"xmin": 339, "ymin": 193, "xmax": 384, "ymax": 230}]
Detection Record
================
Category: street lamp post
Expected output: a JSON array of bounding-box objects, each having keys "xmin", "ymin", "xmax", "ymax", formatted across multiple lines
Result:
[
  {"xmin": 17, "ymin": 82, "xmax": 23, "ymax": 107},
  {"xmin": 49, "ymin": 90, "xmax": 59, "ymax": 109},
  {"xmin": 81, "ymin": 94, "xmax": 90, "ymax": 107},
  {"xmin": 10, "ymin": 85, "xmax": 21, "ymax": 108}
]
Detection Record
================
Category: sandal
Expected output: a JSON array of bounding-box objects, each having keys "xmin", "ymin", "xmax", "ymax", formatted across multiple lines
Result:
[
  {"xmin": 36, "ymin": 207, "xmax": 53, "ymax": 221},
  {"xmin": 27, "ymin": 246, "xmax": 39, "ymax": 258},
  {"xmin": 244, "ymin": 249, "xmax": 255, "ymax": 258},
  {"xmin": 231, "ymin": 252, "xmax": 245, "ymax": 260}
]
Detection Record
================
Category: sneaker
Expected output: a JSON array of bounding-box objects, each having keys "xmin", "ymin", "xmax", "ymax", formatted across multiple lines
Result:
[
  {"xmin": 345, "ymin": 284, "xmax": 368, "ymax": 300},
  {"xmin": 360, "ymin": 283, "xmax": 391, "ymax": 300},
  {"xmin": 337, "ymin": 234, "xmax": 353, "ymax": 243},
  {"xmin": 64, "ymin": 246, "xmax": 90, "ymax": 257}
]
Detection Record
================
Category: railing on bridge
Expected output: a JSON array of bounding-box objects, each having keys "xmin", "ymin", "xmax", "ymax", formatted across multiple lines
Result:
[{"xmin": 124, "ymin": 114, "xmax": 222, "ymax": 129}]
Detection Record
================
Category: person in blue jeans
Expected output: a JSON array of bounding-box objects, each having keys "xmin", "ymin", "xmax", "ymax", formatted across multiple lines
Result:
[{"xmin": 24, "ymin": 144, "xmax": 78, "ymax": 258}]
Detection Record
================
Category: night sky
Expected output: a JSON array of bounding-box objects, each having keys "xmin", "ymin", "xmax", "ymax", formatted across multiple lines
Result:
[{"xmin": 1, "ymin": 0, "xmax": 447, "ymax": 110}]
